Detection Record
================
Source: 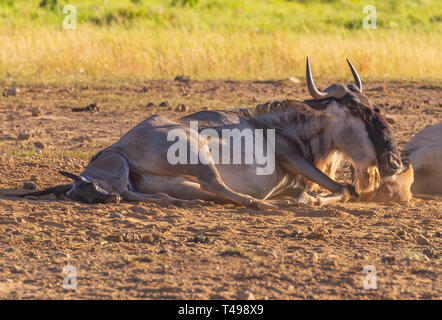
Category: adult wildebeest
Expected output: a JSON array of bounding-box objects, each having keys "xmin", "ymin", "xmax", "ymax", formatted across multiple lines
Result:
[
  {"xmin": 13, "ymin": 58, "xmax": 404, "ymax": 209},
  {"xmin": 402, "ymin": 122, "xmax": 442, "ymax": 196}
]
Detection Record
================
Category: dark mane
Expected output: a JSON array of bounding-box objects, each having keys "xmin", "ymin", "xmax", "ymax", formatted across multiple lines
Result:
[{"xmin": 236, "ymin": 100, "xmax": 308, "ymax": 118}]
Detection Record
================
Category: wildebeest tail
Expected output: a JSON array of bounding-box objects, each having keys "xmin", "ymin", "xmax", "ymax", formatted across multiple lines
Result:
[{"xmin": 13, "ymin": 184, "xmax": 72, "ymax": 197}]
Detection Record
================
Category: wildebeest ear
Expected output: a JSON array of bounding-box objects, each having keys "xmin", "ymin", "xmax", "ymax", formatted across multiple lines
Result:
[
  {"xmin": 59, "ymin": 171, "xmax": 80, "ymax": 180},
  {"xmin": 287, "ymin": 100, "xmax": 330, "ymax": 116}
]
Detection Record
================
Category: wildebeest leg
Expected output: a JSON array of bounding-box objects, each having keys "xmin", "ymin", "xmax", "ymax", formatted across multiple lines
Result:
[
  {"xmin": 277, "ymin": 146, "xmax": 355, "ymax": 203},
  {"xmin": 191, "ymin": 163, "xmax": 278, "ymax": 210},
  {"xmin": 120, "ymin": 190, "xmax": 206, "ymax": 207},
  {"xmin": 297, "ymin": 190, "xmax": 346, "ymax": 207},
  {"xmin": 297, "ymin": 153, "xmax": 348, "ymax": 206}
]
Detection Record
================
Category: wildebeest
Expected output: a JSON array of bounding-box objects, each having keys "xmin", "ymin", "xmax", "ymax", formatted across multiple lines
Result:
[
  {"xmin": 13, "ymin": 58, "xmax": 404, "ymax": 208},
  {"xmin": 402, "ymin": 122, "xmax": 442, "ymax": 196}
]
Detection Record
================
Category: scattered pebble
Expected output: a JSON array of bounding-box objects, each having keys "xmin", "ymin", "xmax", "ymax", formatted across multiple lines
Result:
[
  {"xmin": 175, "ymin": 104, "xmax": 187, "ymax": 112},
  {"xmin": 54, "ymin": 251, "xmax": 70, "ymax": 258},
  {"xmin": 384, "ymin": 115, "xmax": 396, "ymax": 124},
  {"xmin": 381, "ymin": 254, "xmax": 396, "ymax": 264},
  {"xmin": 237, "ymin": 291, "xmax": 255, "ymax": 300},
  {"xmin": 141, "ymin": 234, "xmax": 154, "ymax": 244},
  {"xmin": 174, "ymin": 75, "xmax": 190, "ymax": 82},
  {"xmin": 110, "ymin": 212, "xmax": 123, "ymax": 219},
  {"xmin": 5, "ymin": 87, "xmax": 20, "ymax": 96},
  {"xmin": 189, "ymin": 235, "xmax": 212, "ymax": 244},
  {"xmin": 31, "ymin": 107, "xmax": 41, "ymax": 117},
  {"xmin": 288, "ymin": 77, "xmax": 301, "ymax": 84},
  {"xmin": 34, "ymin": 141, "xmax": 45, "ymax": 150},
  {"xmin": 72, "ymin": 103, "xmax": 99, "ymax": 112},
  {"xmin": 158, "ymin": 248, "xmax": 170, "ymax": 256},
  {"xmin": 159, "ymin": 101, "xmax": 169, "ymax": 108},
  {"xmin": 17, "ymin": 131, "xmax": 31, "ymax": 141}
]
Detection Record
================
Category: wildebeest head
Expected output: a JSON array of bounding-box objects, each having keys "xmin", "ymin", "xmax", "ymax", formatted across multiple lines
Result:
[
  {"xmin": 59, "ymin": 171, "xmax": 121, "ymax": 204},
  {"xmin": 301, "ymin": 58, "xmax": 402, "ymax": 195}
]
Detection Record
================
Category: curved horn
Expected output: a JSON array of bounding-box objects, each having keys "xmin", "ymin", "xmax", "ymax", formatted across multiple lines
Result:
[
  {"xmin": 306, "ymin": 57, "xmax": 328, "ymax": 100},
  {"xmin": 59, "ymin": 171, "xmax": 80, "ymax": 180},
  {"xmin": 346, "ymin": 58, "xmax": 362, "ymax": 92}
]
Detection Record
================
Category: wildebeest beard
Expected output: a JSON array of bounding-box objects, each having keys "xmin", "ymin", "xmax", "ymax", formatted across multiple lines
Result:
[{"xmin": 340, "ymin": 92, "xmax": 401, "ymax": 177}]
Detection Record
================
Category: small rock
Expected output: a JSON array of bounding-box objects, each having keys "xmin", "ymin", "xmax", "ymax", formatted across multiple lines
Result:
[
  {"xmin": 237, "ymin": 291, "xmax": 255, "ymax": 300},
  {"xmin": 288, "ymin": 77, "xmax": 301, "ymax": 84},
  {"xmin": 6, "ymin": 87, "xmax": 20, "ymax": 96},
  {"xmin": 141, "ymin": 235, "xmax": 154, "ymax": 244},
  {"xmin": 23, "ymin": 182, "xmax": 36, "ymax": 190},
  {"xmin": 175, "ymin": 104, "xmax": 187, "ymax": 112},
  {"xmin": 158, "ymin": 248, "xmax": 170, "ymax": 255},
  {"xmin": 31, "ymin": 107, "xmax": 41, "ymax": 117},
  {"xmin": 381, "ymin": 254, "xmax": 396, "ymax": 264},
  {"xmin": 189, "ymin": 235, "xmax": 211, "ymax": 244},
  {"xmin": 34, "ymin": 141, "xmax": 45, "ymax": 150},
  {"xmin": 159, "ymin": 101, "xmax": 169, "ymax": 108},
  {"xmin": 72, "ymin": 103, "xmax": 99, "ymax": 112},
  {"xmin": 384, "ymin": 115, "xmax": 396, "ymax": 124},
  {"xmin": 54, "ymin": 251, "xmax": 70, "ymax": 258},
  {"xmin": 174, "ymin": 75, "xmax": 190, "ymax": 82},
  {"xmin": 415, "ymin": 234, "xmax": 431, "ymax": 246},
  {"xmin": 28, "ymin": 251, "xmax": 38, "ymax": 258},
  {"xmin": 110, "ymin": 212, "xmax": 123, "ymax": 219},
  {"xmin": 17, "ymin": 131, "xmax": 31, "ymax": 141}
]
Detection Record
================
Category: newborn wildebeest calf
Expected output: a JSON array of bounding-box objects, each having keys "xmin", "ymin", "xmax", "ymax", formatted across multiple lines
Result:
[{"xmin": 14, "ymin": 58, "xmax": 407, "ymax": 209}]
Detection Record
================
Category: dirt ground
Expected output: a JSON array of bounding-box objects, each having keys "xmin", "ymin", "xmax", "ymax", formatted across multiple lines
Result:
[{"xmin": 0, "ymin": 79, "xmax": 440, "ymax": 300}]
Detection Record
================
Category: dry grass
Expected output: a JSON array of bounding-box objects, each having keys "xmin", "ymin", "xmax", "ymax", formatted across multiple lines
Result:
[{"xmin": 1, "ymin": 27, "xmax": 440, "ymax": 84}]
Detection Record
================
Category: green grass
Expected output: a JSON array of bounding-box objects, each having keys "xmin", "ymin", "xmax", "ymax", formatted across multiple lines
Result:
[
  {"xmin": 0, "ymin": 1, "xmax": 440, "ymax": 82},
  {"xmin": 2, "ymin": 0, "xmax": 440, "ymax": 32}
]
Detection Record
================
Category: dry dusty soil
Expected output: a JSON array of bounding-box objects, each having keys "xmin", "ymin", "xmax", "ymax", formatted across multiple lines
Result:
[{"xmin": 0, "ymin": 79, "xmax": 440, "ymax": 299}]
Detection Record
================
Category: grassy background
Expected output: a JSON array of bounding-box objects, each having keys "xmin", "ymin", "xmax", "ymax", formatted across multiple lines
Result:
[{"xmin": 0, "ymin": 0, "xmax": 441, "ymax": 83}]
